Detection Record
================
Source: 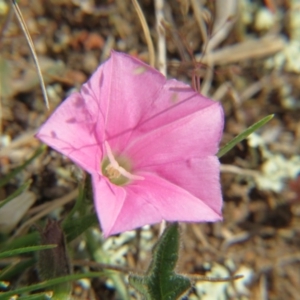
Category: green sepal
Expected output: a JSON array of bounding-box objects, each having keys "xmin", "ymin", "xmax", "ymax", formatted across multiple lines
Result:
[
  {"xmin": 37, "ymin": 220, "xmax": 72, "ymax": 300},
  {"xmin": 129, "ymin": 223, "xmax": 191, "ymax": 300}
]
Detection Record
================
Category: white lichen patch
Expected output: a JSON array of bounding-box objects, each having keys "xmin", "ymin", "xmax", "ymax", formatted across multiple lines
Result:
[
  {"xmin": 248, "ymin": 133, "xmax": 300, "ymax": 192},
  {"xmin": 256, "ymin": 155, "xmax": 300, "ymax": 192},
  {"xmin": 195, "ymin": 263, "xmax": 230, "ymax": 300},
  {"xmin": 195, "ymin": 262, "xmax": 253, "ymax": 300},
  {"xmin": 264, "ymin": 0, "xmax": 300, "ymax": 73},
  {"xmin": 265, "ymin": 40, "xmax": 300, "ymax": 73},
  {"xmin": 254, "ymin": 8, "xmax": 276, "ymax": 31}
]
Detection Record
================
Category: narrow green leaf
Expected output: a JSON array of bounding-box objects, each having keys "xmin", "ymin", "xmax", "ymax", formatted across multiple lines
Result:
[
  {"xmin": 0, "ymin": 245, "xmax": 56, "ymax": 259},
  {"xmin": 0, "ymin": 145, "xmax": 45, "ymax": 188},
  {"xmin": 64, "ymin": 213, "xmax": 98, "ymax": 243},
  {"xmin": 18, "ymin": 292, "xmax": 52, "ymax": 300},
  {"xmin": 217, "ymin": 114, "xmax": 274, "ymax": 158},
  {"xmin": 1, "ymin": 213, "xmax": 97, "ymax": 254},
  {"xmin": 1, "ymin": 213, "xmax": 98, "ymax": 256},
  {"xmin": 62, "ymin": 183, "xmax": 86, "ymax": 228},
  {"xmin": 0, "ymin": 272, "xmax": 106, "ymax": 299},
  {"xmin": 129, "ymin": 223, "xmax": 191, "ymax": 300},
  {"xmin": 0, "ymin": 258, "xmax": 35, "ymax": 281},
  {"xmin": 0, "ymin": 181, "xmax": 31, "ymax": 210},
  {"xmin": 0, "ymin": 232, "xmax": 39, "ymax": 253}
]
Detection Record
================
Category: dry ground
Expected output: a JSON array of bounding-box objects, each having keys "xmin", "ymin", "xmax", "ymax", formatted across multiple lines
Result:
[{"xmin": 1, "ymin": 0, "xmax": 300, "ymax": 299}]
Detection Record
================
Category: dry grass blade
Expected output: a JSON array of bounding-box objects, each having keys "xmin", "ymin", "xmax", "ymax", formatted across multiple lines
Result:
[
  {"xmin": 190, "ymin": 274, "xmax": 244, "ymax": 282},
  {"xmin": 131, "ymin": 0, "xmax": 155, "ymax": 67},
  {"xmin": 11, "ymin": 0, "xmax": 49, "ymax": 109},
  {"xmin": 11, "ymin": 189, "xmax": 78, "ymax": 239},
  {"xmin": 190, "ymin": 0, "xmax": 208, "ymax": 45},
  {"xmin": 154, "ymin": 0, "xmax": 166, "ymax": 75},
  {"xmin": 198, "ymin": 35, "xmax": 285, "ymax": 65}
]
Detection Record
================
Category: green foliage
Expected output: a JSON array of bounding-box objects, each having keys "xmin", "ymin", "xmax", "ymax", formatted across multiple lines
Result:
[
  {"xmin": 37, "ymin": 220, "xmax": 72, "ymax": 299},
  {"xmin": 0, "ymin": 181, "xmax": 31, "ymax": 210},
  {"xmin": 0, "ymin": 258, "xmax": 35, "ymax": 281},
  {"xmin": 0, "ymin": 245, "xmax": 56, "ymax": 259},
  {"xmin": 0, "ymin": 168, "xmax": 99, "ymax": 298},
  {"xmin": 0, "ymin": 145, "xmax": 45, "ymax": 188},
  {"xmin": 64, "ymin": 213, "xmax": 98, "ymax": 243},
  {"xmin": 0, "ymin": 272, "xmax": 106, "ymax": 299},
  {"xmin": 217, "ymin": 114, "xmax": 274, "ymax": 158},
  {"xmin": 129, "ymin": 223, "xmax": 191, "ymax": 300}
]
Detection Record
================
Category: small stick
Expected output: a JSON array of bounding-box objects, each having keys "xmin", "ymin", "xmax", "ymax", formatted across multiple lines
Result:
[
  {"xmin": 154, "ymin": 0, "xmax": 166, "ymax": 76},
  {"xmin": 189, "ymin": 274, "xmax": 243, "ymax": 282},
  {"xmin": 73, "ymin": 259, "xmax": 137, "ymax": 273},
  {"xmin": 132, "ymin": 0, "xmax": 155, "ymax": 67},
  {"xmin": 12, "ymin": 189, "xmax": 78, "ymax": 239},
  {"xmin": 190, "ymin": 0, "xmax": 208, "ymax": 45},
  {"xmin": 11, "ymin": 0, "xmax": 49, "ymax": 109}
]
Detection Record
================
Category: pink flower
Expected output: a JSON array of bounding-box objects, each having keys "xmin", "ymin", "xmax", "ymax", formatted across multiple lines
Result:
[{"xmin": 36, "ymin": 51, "xmax": 224, "ymax": 237}]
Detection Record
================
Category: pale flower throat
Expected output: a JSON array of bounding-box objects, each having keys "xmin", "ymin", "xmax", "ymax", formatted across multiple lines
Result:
[{"xmin": 101, "ymin": 141, "xmax": 144, "ymax": 186}]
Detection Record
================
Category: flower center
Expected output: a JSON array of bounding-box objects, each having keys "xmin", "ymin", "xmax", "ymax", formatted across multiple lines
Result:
[
  {"xmin": 101, "ymin": 141, "xmax": 144, "ymax": 186},
  {"xmin": 105, "ymin": 164, "xmax": 121, "ymax": 180}
]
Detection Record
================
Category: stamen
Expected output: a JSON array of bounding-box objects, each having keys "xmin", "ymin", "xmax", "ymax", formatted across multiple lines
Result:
[
  {"xmin": 118, "ymin": 165, "xmax": 144, "ymax": 181},
  {"xmin": 104, "ymin": 141, "xmax": 144, "ymax": 181},
  {"xmin": 104, "ymin": 141, "xmax": 119, "ymax": 169},
  {"xmin": 105, "ymin": 164, "xmax": 121, "ymax": 179}
]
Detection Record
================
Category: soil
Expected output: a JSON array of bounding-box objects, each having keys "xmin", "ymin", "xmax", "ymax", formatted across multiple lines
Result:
[{"xmin": 1, "ymin": 0, "xmax": 300, "ymax": 299}]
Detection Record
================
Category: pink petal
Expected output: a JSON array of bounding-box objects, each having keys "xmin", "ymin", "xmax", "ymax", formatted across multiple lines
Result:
[
  {"xmin": 100, "ymin": 51, "xmax": 167, "ymax": 153},
  {"xmin": 129, "ymin": 79, "xmax": 222, "ymax": 137},
  {"xmin": 124, "ymin": 102, "xmax": 223, "ymax": 169},
  {"xmin": 142, "ymin": 156, "xmax": 222, "ymax": 214},
  {"xmin": 36, "ymin": 92, "xmax": 102, "ymax": 173},
  {"xmin": 103, "ymin": 172, "xmax": 222, "ymax": 236},
  {"xmin": 91, "ymin": 173, "xmax": 127, "ymax": 237}
]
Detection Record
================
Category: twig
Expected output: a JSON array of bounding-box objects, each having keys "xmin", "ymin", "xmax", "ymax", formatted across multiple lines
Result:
[
  {"xmin": 200, "ymin": 55, "xmax": 214, "ymax": 96},
  {"xmin": 0, "ymin": 130, "xmax": 37, "ymax": 157},
  {"xmin": 206, "ymin": 0, "xmax": 237, "ymax": 52},
  {"xmin": 11, "ymin": 0, "xmax": 49, "ymax": 109},
  {"xmin": 12, "ymin": 189, "xmax": 78, "ymax": 239},
  {"xmin": 73, "ymin": 259, "xmax": 137, "ymax": 273},
  {"xmin": 260, "ymin": 273, "xmax": 268, "ymax": 300},
  {"xmin": 198, "ymin": 35, "xmax": 285, "ymax": 65},
  {"xmin": 220, "ymin": 231, "xmax": 251, "ymax": 251},
  {"xmin": 154, "ymin": 0, "xmax": 166, "ymax": 75},
  {"xmin": 221, "ymin": 164, "xmax": 260, "ymax": 177},
  {"xmin": 189, "ymin": 274, "xmax": 243, "ymax": 282},
  {"xmin": 131, "ymin": 0, "xmax": 155, "ymax": 67},
  {"xmin": 190, "ymin": 0, "xmax": 208, "ymax": 46}
]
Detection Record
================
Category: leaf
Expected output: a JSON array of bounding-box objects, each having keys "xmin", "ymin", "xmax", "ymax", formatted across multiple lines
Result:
[
  {"xmin": 64, "ymin": 213, "xmax": 98, "ymax": 243},
  {"xmin": 0, "ymin": 232, "xmax": 39, "ymax": 252},
  {"xmin": 0, "ymin": 190, "xmax": 36, "ymax": 234},
  {"xmin": 129, "ymin": 223, "xmax": 191, "ymax": 300},
  {"xmin": 0, "ymin": 145, "xmax": 45, "ymax": 188},
  {"xmin": 36, "ymin": 220, "xmax": 72, "ymax": 299},
  {"xmin": 17, "ymin": 291, "xmax": 53, "ymax": 300},
  {"xmin": 0, "ymin": 245, "xmax": 56, "ymax": 259},
  {"xmin": 62, "ymin": 181, "xmax": 87, "ymax": 228},
  {"xmin": 0, "ymin": 258, "xmax": 35, "ymax": 281},
  {"xmin": 0, "ymin": 272, "xmax": 106, "ymax": 299},
  {"xmin": 0, "ymin": 181, "xmax": 31, "ymax": 210},
  {"xmin": 1, "ymin": 213, "xmax": 98, "ymax": 253},
  {"xmin": 217, "ymin": 114, "xmax": 274, "ymax": 158}
]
